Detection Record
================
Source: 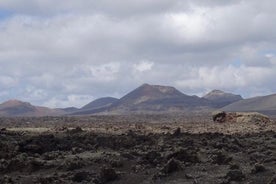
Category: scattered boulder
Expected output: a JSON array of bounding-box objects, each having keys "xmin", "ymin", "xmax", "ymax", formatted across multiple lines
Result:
[
  {"xmin": 22, "ymin": 144, "xmax": 43, "ymax": 154},
  {"xmin": 68, "ymin": 127, "xmax": 83, "ymax": 134},
  {"xmin": 72, "ymin": 171, "xmax": 90, "ymax": 182},
  {"xmin": 225, "ymin": 169, "xmax": 245, "ymax": 182},
  {"xmin": 212, "ymin": 111, "xmax": 227, "ymax": 123},
  {"xmin": 251, "ymin": 163, "xmax": 266, "ymax": 174},
  {"xmin": 27, "ymin": 159, "xmax": 45, "ymax": 172},
  {"xmin": 268, "ymin": 175, "xmax": 276, "ymax": 184},
  {"xmin": 0, "ymin": 175, "xmax": 14, "ymax": 183},
  {"xmin": 229, "ymin": 163, "xmax": 240, "ymax": 170},
  {"xmin": 161, "ymin": 158, "xmax": 182, "ymax": 174},
  {"xmin": 99, "ymin": 167, "xmax": 118, "ymax": 183},
  {"xmin": 110, "ymin": 159, "xmax": 123, "ymax": 168},
  {"xmin": 0, "ymin": 128, "xmax": 6, "ymax": 132},
  {"xmin": 173, "ymin": 127, "xmax": 181, "ymax": 136},
  {"xmin": 143, "ymin": 151, "xmax": 161, "ymax": 165},
  {"xmin": 55, "ymin": 126, "xmax": 68, "ymax": 132},
  {"xmin": 167, "ymin": 148, "xmax": 200, "ymax": 163},
  {"xmin": 212, "ymin": 111, "xmax": 271, "ymax": 123},
  {"xmin": 153, "ymin": 159, "xmax": 182, "ymax": 180},
  {"xmin": 19, "ymin": 134, "xmax": 58, "ymax": 154},
  {"xmin": 211, "ymin": 151, "xmax": 232, "ymax": 165},
  {"xmin": 34, "ymin": 176, "xmax": 60, "ymax": 184},
  {"xmin": 60, "ymin": 158, "xmax": 85, "ymax": 171}
]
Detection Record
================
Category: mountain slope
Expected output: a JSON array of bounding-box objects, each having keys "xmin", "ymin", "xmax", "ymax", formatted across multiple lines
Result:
[
  {"xmin": 221, "ymin": 94, "xmax": 276, "ymax": 115},
  {"xmin": 72, "ymin": 84, "xmax": 215, "ymax": 115},
  {"xmin": 81, "ymin": 97, "xmax": 118, "ymax": 110},
  {"xmin": 105, "ymin": 84, "xmax": 214, "ymax": 114},
  {"xmin": 0, "ymin": 99, "xmax": 65, "ymax": 116},
  {"xmin": 112, "ymin": 83, "xmax": 184, "ymax": 106},
  {"xmin": 60, "ymin": 107, "xmax": 79, "ymax": 113},
  {"xmin": 70, "ymin": 97, "xmax": 119, "ymax": 115},
  {"xmin": 203, "ymin": 90, "xmax": 243, "ymax": 107}
]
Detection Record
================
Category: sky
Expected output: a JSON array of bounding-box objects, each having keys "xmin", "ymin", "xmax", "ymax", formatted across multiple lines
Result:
[{"xmin": 0, "ymin": 0, "xmax": 276, "ymax": 108}]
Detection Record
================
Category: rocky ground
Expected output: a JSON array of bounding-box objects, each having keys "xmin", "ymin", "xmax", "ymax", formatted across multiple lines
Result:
[{"xmin": 0, "ymin": 115, "xmax": 276, "ymax": 184}]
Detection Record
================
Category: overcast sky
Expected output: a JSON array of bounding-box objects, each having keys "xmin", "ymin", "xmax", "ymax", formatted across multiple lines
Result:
[{"xmin": 0, "ymin": 0, "xmax": 276, "ymax": 108}]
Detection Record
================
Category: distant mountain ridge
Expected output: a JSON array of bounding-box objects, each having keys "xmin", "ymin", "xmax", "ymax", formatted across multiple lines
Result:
[
  {"xmin": 1, "ymin": 84, "xmax": 276, "ymax": 116},
  {"xmin": 111, "ymin": 83, "xmax": 184, "ymax": 106},
  {"xmin": 74, "ymin": 84, "xmax": 216, "ymax": 115},
  {"xmin": 0, "ymin": 99, "xmax": 65, "ymax": 117}
]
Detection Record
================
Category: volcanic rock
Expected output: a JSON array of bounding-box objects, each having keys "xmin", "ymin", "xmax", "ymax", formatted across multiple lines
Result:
[
  {"xmin": 212, "ymin": 111, "xmax": 271, "ymax": 123},
  {"xmin": 251, "ymin": 163, "xmax": 266, "ymax": 174},
  {"xmin": 225, "ymin": 169, "xmax": 245, "ymax": 182},
  {"xmin": 99, "ymin": 167, "xmax": 118, "ymax": 183},
  {"xmin": 72, "ymin": 171, "xmax": 90, "ymax": 182},
  {"xmin": 161, "ymin": 158, "xmax": 182, "ymax": 174}
]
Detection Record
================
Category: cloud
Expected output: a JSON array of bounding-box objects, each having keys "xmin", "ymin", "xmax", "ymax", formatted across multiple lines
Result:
[
  {"xmin": 43, "ymin": 94, "xmax": 94, "ymax": 109},
  {"xmin": 0, "ymin": 75, "xmax": 18, "ymax": 88},
  {"xmin": 0, "ymin": 0, "xmax": 276, "ymax": 107},
  {"xmin": 176, "ymin": 63, "xmax": 276, "ymax": 98},
  {"xmin": 133, "ymin": 61, "xmax": 154, "ymax": 72}
]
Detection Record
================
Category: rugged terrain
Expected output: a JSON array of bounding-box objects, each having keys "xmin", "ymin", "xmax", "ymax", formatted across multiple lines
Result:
[{"xmin": 0, "ymin": 115, "xmax": 276, "ymax": 184}]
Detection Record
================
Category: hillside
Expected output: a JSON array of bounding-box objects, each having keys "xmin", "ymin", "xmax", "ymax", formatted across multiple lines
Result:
[
  {"xmin": 72, "ymin": 84, "xmax": 215, "ymax": 115},
  {"xmin": 0, "ymin": 99, "xmax": 65, "ymax": 117},
  {"xmin": 81, "ymin": 97, "xmax": 118, "ymax": 110},
  {"xmin": 222, "ymin": 94, "xmax": 276, "ymax": 115},
  {"xmin": 203, "ymin": 90, "xmax": 243, "ymax": 107},
  {"xmin": 104, "ymin": 84, "xmax": 214, "ymax": 114},
  {"xmin": 71, "ymin": 97, "xmax": 119, "ymax": 115}
]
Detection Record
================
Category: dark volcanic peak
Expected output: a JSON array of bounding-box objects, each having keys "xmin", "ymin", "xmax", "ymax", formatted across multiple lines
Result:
[
  {"xmin": 72, "ymin": 84, "xmax": 190, "ymax": 115},
  {"xmin": 72, "ymin": 83, "xmax": 217, "ymax": 115},
  {"xmin": 140, "ymin": 83, "xmax": 184, "ymax": 95},
  {"xmin": 104, "ymin": 83, "xmax": 214, "ymax": 114},
  {"xmin": 118, "ymin": 83, "xmax": 185, "ymax": 104},
  {"xmin": 203, "ymin": 89, "xmax": 243, "ymax": 108},
  {"xmin": 81, "ymin": 97, "xmax": 118, "ymax": 110}
]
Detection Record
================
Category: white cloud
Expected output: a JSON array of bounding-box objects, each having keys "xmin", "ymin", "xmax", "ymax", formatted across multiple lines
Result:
[
  {"xmin": 175, "ymin": 64, "xmax": 275, "ymax": 97},
  {"xmin": 0, "ymin": 76, "xmax": 18, "ymax": 88},
  {"xmin": 0, "ymin": 0, "xmax": 276, "ymax": 107},
  {"xmin": 43, "ymin": 94, "xmax": 94, "ymax": 108},
  {"xmin": 89, "ymin": 63, "xmax": 120, "ymax": 82},
  {"xmin": 166, "ymin": 7, "xmax": 210, "ymax": 43},
  {"xmin": 133, "ymin": 61, "xmax": 154, "ymax": 72}
]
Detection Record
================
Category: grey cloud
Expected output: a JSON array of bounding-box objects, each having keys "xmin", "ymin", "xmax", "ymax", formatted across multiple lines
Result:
[
  {"xmin": 0, "ymin": 0, "xmax": 179, "ymax": 17},
  {"xmin": 0, "ymin": 0, "xmax": 276, "ymax": 107},
  {"xmin": 0, "ymin": 0, "xmax": 246, "ymax": 17}
]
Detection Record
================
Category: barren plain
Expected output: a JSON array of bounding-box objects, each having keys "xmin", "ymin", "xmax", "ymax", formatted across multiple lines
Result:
[{"xmin": 0, "ymin": 114, "xmax": 276, "ymax": 184}]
